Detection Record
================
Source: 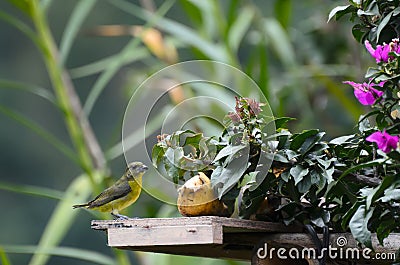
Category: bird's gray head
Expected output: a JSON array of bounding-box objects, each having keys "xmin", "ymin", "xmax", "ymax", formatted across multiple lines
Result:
[{"xmin": 126, "ymin": 161, "xmax": 148, "ymax": 180}]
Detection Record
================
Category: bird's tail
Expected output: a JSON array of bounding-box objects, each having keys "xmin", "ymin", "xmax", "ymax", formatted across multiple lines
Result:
[{"xmin": 72, "ymin": 203, "xmax": 89, "ymax": 209}]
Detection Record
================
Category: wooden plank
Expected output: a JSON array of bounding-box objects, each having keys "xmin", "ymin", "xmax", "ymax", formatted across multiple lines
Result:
[
  {"xmin": 91, "ymin": 216, "xmax": 302, "ymax": 233},
  {"xmin": 108, "ymin": 224, "xmax": 223, "ymax": 246},
  {"xmin": 91, "ymin": 217, "xmax": 400, "ymax": 263}
]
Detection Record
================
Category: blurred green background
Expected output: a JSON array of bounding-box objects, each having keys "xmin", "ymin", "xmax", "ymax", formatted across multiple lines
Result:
[{"xmin": 0, "ymin": 0, "xmax": 371, "ymax": 264}]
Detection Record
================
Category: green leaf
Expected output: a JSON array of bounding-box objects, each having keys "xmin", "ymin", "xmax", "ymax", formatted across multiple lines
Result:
[
  {"xmin": 212, "ymin": 145, "xmax": 250, "ymax": 198},
  {"xmin": 273, "ymin": 117, "xmax": 295, "ymax": 129},
  {"xmin": 152, "ymin": 145, "xmax": 165, "ymax": 167},
  {"xmin": 0, "ymin": 181, "xmax": 64, "ymax": 200},
  {"xmin": 183, "ymin": 133, "xmax": 203, "ymax": 148},
  {"xmin": 366, "ymin": 175, "xmax": 396, "ymax": 210},
  {"xmin": 327, "ymin": 5, "xmax": 351, "ymax": 22},
  {"xmin": 376, "ymin": 11, "xmax": 393, "ymax": 42},
  {"xmin": 320, "ymin": 167, "xmax": 334, "ymax": 184},
  {"xmin": 337, "ymin": 159, "xmax": 386, "ymax": 181},
  {"xmin": 365, "ymin": 67, "xmax": 381, "ymax": 78},
  {"xmin": 28, "ymin": 173, "xmax": 101, "ymax": 265},
  {"xmin": 4, "ymin": 245, "xmax": 114, "ymax": 265},
  {"xmin": 213, "ymin": 144, "xmax": 247, "ymax": 162},
  {"xmin": 290, "ymin": 129, "xmax": 319, "ymax": 151},
  {"xmin": 341, "ymin": 201, "xmax": 362, "ymax": 229},
  {"xmin": 349, "ymin": 205, "xmax": 373, "ymax": 248},
  {"xmin": 59, "ymin": 0, "xmax": 97, "ymax": 65},
  {"xmin": 299, "ymin": 132, "xmax": 325, "ymax": 155},
  {"xmin": 329, "ymin": 134, "xmax": 355, "ymax": 145},
  {"xmin": 290, "ymin": 165, "xmax": 309, "ymax": 185},
  {"xmin": 376, "ymin": 219, "xmax": 395, "ymax": 245},
  {"xmin": 165, "ymin": 147, "xmax": 184, "ymax": 165},
  {"xmin": 297, "ymin": 176, "xmax": 312, "ymax": 193},
  {"xmin": 379, "ymin": 188, "xmax": 400, "ymax": 203}
]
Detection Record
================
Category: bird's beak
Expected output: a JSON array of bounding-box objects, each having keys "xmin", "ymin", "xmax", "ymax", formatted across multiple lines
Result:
[{"xmin": 140, "ymin": 165, "xmax": 148, "ymax": 173}]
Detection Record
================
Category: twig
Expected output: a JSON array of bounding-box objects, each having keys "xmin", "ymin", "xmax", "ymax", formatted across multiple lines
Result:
[{"xmin": 333, "ymin": 169, "xmax": 381, "ymax": 186}]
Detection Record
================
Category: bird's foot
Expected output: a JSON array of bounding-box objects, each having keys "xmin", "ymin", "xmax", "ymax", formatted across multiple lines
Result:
[{"xmin": 111, "ymin": 213, "xmax": 130, "ymax": 220}]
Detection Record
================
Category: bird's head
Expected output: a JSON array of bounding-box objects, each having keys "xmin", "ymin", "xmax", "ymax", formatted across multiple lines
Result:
[{"xmin": 126, "ymin": 161, "xmax": 148, "ymax": 180}]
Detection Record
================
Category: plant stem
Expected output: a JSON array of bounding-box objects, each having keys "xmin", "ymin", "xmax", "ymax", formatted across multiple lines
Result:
[{"xmin": 29, "ymin": 0, "xmax": 105, "ymax": 185}]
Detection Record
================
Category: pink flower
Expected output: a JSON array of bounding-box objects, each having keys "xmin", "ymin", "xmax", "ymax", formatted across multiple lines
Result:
[
  {"xmin": 227, "ymin": 111, "xmax": 241, "ymax": 124},
  {"xmin": 365, "ymin": 39, "xmax": 400, "ymax": 63},
  {"xmin": 343, "ymin": 81, "xmax": 384, "ymax": 105},
  {"xmin": 366, "ymin": 131, "xmax": 399, "ymax": 153}
]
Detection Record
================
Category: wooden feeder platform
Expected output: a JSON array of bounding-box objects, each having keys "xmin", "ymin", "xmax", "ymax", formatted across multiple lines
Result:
[{"xmin": 92, "ymin": 216, "xmax": 400, "ymax": 264}]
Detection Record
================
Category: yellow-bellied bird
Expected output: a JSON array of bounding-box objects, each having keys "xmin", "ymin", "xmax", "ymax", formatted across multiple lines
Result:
[{"xmin": 73, "ymin": 162, "xmax": 148, "ymax": 219}]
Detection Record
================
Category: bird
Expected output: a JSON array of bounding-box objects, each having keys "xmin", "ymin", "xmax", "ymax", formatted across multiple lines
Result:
[{"xmin": 73, "ymin": 161, "xmax": 148, "ymax": 219}]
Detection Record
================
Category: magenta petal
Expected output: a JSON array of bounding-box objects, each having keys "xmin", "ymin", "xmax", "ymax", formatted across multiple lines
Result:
[
  {"xmin": 369, "ymin": 87, "xmax": 384, "ymax": 98},
  {"xmin": 354, "ymin": 89, "xmax": 375, "ymax": 105},
  {"xmin": 365, "ymin": 40, "xmax": 376, "ymax": 57},
  {"xmin": 366, "ymin": 131, "xmax": 399, "ymax": 153},
  {"xmin": 381, "ymin": 45, "xmax": 391, "ymax": 62}
]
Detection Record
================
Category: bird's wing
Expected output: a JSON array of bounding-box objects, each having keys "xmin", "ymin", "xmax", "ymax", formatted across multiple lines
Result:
[{"xmin": 87, "ymin": 181, "xmax": 131, "ymax": 208}]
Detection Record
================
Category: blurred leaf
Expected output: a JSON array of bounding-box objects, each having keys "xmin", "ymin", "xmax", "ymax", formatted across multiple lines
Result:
[
  {"xmin": 69, "ymin": 47, "xmax": 149, "ymax": 78},
  {"xmin": 0, "ymin": 247, "xmax": 11, "ymax": 265},
  {"xmin": 105, "ymin": 105, "xmax": 170, "ymax": 161},
  {"xmin": 40, "ymin": 0, "xmax": 53, "ymax": 12},
  {"xmin": 59, "ymin": 0, "xmax": 97, "ymax": 65},
  {"xmin": 28, "ymin": 173, "xmax": 99, "ymax": 265},
  {"xmin": 349, "ymin": 205, "xmax": 373, "ymax": 248},
  {"xmin": 83, "ymin": 38, "xmax": 142, "ymax": 115},
  {"xmin": 0, "ymin": 181, "xmax": 64, "ymax": 200},
  {"xmin": 84, "ymin": 0, "xmax": 174, "ymax": 115},
  {"xmin": 4, "ymin": 245, "xmax": 115, "ymax": 265},
  {"xmin": 178, "ymin": 0, "xmax": 202, "ymax": 27},
  {"xmin": 4, "ymin": 0, "xmax": 31, "ymax": 16},
  {"xmin": 314, "ymin": 73, "xmax": 363, "ymax": 120},
  {"xmin": 262, "ymin": 18, "xmax": 296, "ymax": 67},
  {"xmin": 109, "ymin": 0, "xmax": 229, "ymax": 61},
  {"xmin": 227, "ymin": 6, "xmax": 254, "ymax": 52},
  {"xmin": 0, "ymin": 10, "xmax": 40, "ymax": 48},
  {"xmin": 0, "ymin": 105, "xmax": 77, "ymax": 163},
  {"xmin": 274, "ymin": 0, "xmax": 292, "ymax": 29},
  {"xmin": 0, "ymin": 79, "xmax": 55, "ymax": 104}
]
